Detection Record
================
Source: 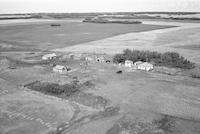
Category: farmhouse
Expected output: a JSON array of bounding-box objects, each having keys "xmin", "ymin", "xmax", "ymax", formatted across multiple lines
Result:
[
  {"xmin": 137, "ymin": 62, "xmax": 153, "ymax": 71},
  {"xmin": 125, "ymin": 60, "xmax": 133, "ymax": 67},
  {"xmin": 42, "ymin": 53, "xmax": 56, "ymax": 60},
  {"xmin": 53, "ymin": 65, "xmax": 66, "ymax": 73}
]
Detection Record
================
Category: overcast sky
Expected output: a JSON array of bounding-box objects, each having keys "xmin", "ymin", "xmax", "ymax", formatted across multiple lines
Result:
[{"xmin": 0, "ymin": 0, "xmax": 200, "ymax": 14}]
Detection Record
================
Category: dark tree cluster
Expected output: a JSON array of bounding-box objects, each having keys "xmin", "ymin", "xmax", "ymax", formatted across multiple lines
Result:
[
  {"xmin": 113, "ymin": 49, "xmax": 195, "ymax": 69},
  {"xmin": 25, "ymin": 81, "xmax": 80, "ymax": 96}
]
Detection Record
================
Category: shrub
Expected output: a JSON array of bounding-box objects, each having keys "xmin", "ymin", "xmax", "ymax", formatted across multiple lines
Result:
[
  {"xmin": 25, "ymin": 81, "xmax": 80, "ymax": 96},
  {"xmin": 113, "ymin": 49, "xmax": 195, "ymax": 69},
  {"xmin": 113, "ymin": 54, "xmax": 126, "ymax": 63}
]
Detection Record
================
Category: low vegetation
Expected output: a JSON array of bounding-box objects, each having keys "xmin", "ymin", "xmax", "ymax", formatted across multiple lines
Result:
[
  {"xmin": 25, "ymin": 80, "xmax": 95, "ymax": 97},
  {"xmin": 107, "ymin": 115, "xmax": 175, "ymax": 134},
  {"xmin": 190, "ymin": 67, "xmax": 200, "ymax": 78},
  {"xmin": 25, "ymin": 80, "xmax": 80, "ymax": 96},
  {"xmin": 50, "ymin": 24, "xmax": 61, "ymax": 27},
  {"xmin": 113, "ymin": 49, "xmax": 195, "ymax": 69},
  {"xmin": 83, "ymin": 18, "xmax": 142, "ymax": 24}
]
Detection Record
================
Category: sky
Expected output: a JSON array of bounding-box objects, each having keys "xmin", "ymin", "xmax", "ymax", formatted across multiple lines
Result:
[{"xmin": 0, "ymin": 0, "xmax": 200, "ymax": 14}]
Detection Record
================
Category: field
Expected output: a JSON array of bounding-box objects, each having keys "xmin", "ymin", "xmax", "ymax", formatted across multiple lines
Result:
[
  {"xmin": 56, "ymin": 21, "xmax": 200, "ymax": 64},
  {"xmin": 0, "ymin": 18, "xmax": 200, "ymax": 134},
  {"xmin": 0, "ymin": 20, "xmax": 172, "ymax": 50}
]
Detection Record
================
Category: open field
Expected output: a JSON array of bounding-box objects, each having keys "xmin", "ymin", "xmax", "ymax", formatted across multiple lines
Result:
[
  {"xmin": 0, "ymin": 20, "xmax": 173, "ymax": 50},
  {"xmin": 55, "ymin": 21, "xmax": 200, "ymax": 64},
  {"xmin": 0, "ymin": 19, "xmax": 200, "ymax": 134}
]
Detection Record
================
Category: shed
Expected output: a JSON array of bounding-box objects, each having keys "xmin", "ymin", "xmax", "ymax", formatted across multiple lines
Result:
[
  {"xmin": 85, "ymin": 56, "xmax": 94, "ymax": 61},
  {"xmin": 106, "ymin": 60, "xmax": 111, "ymax": 64},
  {"xmin": 74, "ymin": 53, "xmax": 82, "ymax": 60},
  {"xmin": 53, "ymin": 65, "xmax": 66, "ymax": 73},
  {"xmin": 42, "ymin": 53, "xmax": 56, "ymax": 60},
  {"xmin": 137, "ymin": 62, "xmax": 153, "ymax": 71},
  {"xmin": 96, "ymin": 57, "xmax": 105, "ymax": 63},
  {"xmin": 134, "ymin": 61, "xmax": 143, "ymax": 66},
  {"xmin": 125, "ymin": 60, "xmax": 133, "ymax": 67}
]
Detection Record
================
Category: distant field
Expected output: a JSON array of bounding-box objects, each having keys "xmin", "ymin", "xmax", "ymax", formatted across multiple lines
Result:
[
  {"xmin": 173, "ymin": 44, "xmax": 200, "ymax": 50},
  {"xmin": 0, "ymin": 21, "xmax": 173, "ymax": 50}
]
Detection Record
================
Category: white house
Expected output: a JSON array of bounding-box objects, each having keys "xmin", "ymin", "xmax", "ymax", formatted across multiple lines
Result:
[
  {"xmin": 42, "ymin": 53, "xmax": 56, "ymax": 60},
  {"xmin": 125, "ymin": 60, "xmax": 133, "ymax": 67},
  {"xmin": 53, "ymin": 65, "xmax": 66, "ymax": 73},
  {"xmin": 137, "ymin": 62, "xmax": 153, "ymax": 71}
]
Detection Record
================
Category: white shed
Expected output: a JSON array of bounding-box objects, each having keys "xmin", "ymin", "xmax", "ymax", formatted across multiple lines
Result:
[
  {"xmin": 137, "ymin": 62, "xmax": 153, "ymax": 71},
  {"xmin": 125, "ymin": 60, "xmax": 133, "ymax": 67},
  {"xmin": 134, "ymin": 61, "xmax": 143, "ymax": 66},
  {"xmin": 53, "ymin": 65, "xmax": 66, "ymax": 73},
  {"xmin": 42, "ymin": 53, "xmax": 56, "ymax": 60}
]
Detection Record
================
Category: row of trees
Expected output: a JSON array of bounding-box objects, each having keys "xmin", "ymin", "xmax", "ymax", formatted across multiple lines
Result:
[{"xmin": 113, "ymin": 49, "xmax": 195, "ymax": 69}]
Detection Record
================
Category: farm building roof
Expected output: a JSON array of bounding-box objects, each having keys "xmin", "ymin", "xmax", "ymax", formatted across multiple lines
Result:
[{"xmin": 53, "ymin": 65, "xmax": 66, "ymax": 70}]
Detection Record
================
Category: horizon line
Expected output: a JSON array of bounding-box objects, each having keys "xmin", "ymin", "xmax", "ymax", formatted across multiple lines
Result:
[{"xmin": 1, "ymin": 11, "xmax": 200, "ymax": 15}]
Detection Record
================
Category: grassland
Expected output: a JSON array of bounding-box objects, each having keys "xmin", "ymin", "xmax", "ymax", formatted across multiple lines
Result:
[{"xmin": 0, "ymin": 21, "xmax": 173, "ymax": 50}]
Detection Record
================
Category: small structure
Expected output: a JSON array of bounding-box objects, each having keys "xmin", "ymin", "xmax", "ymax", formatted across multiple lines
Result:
[
  {"xmin": 53, "ymin": 65, "xmax": 66, "ymax": 73},
  {"xmin": 125, "ymin": 60, "xmax": 133, "ymax": 67},
  {"xmin": 85, "ymin": 56, "xmax": 94, "ymax": 61},
  {"xmin": 134, "ymin": 61, "xmax": 143, "ymax": 66},
  {"xmin": 118, "ymin": 63, "xmax": 123, "ymax": 66},
  {"xmin": 42, "ymin": 53, "xmax": 56, "ymax": 60},
  {"xmin": 74, "ymin": 53, "xmax": 82, "ymax": 60},
  {"xmin": 96, "ymin": 57, "xmax": 105, "ymax": 63},
  {"xmin": 137, "ymin": 62, "xmax": 153, "ymax": 71},
  {"xmin": 106, "ymin": 60, "xmax": 111, "ymax": 64}
]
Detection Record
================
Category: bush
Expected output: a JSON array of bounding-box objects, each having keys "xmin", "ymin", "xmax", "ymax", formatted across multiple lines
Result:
[{"xmin": 113, "ymin": 49, "xmax": 195, "ymax": 69}]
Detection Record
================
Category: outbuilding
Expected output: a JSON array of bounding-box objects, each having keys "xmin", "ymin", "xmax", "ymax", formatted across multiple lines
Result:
[
  {"xmin": 125, "ymin": 60, "xmax": 133, "ymax": 67},
  {"xmin": 85, "ymin": 56, "xmax": 94, "ymax": 61},
  {"xmin": 134, "ymin": 61, "xmax": 143, "ymax": 66},
  {"xmin": 53, "ymin": 65, "xmax": 66, "ymax": 73},
  {"xmin": 137, "ymin": 62, "xmax": 153, "ymax": 71},
  {"xmin": 42, "ymin": 53, "xmax": 56, "ymax": 60},
  {"xmin": 106, "ymin": 60, "xmax": 111, "ymax": 64},
  {"xmin": 96, "ymin": 57, "xmax": 105, "ymax": 63}
]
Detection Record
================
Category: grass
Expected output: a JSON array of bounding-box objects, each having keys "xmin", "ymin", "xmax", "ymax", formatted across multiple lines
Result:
[
  {"xmin": 107, "ymin": 115, "xmax": 175, "ymax": 134},
  {"xmin": 190, "ymin": 67, "xmax": 200, "ymax": 78},
  {"xmin": 0, "ymin": 22, "xmax": 173, "ymax": 50}
]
